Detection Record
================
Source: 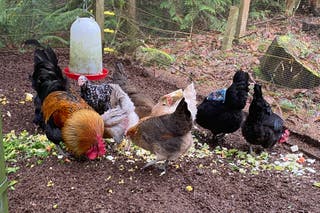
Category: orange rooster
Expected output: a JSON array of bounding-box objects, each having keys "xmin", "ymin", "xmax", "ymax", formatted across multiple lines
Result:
[{"xmin": 26, "ymin": 39, "xmax": 105, "ymax": 160}]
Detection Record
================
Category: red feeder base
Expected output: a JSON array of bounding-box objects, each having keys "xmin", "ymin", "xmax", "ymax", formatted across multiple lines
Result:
[{"xmin": 63, "ymin": 67, "xmax": 108, "ymax": 80}]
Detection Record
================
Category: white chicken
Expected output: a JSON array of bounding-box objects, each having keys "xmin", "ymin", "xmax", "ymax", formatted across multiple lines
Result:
[{"xmin": 78, "ymin": 76, "xmax": 139, "ymax": 143}]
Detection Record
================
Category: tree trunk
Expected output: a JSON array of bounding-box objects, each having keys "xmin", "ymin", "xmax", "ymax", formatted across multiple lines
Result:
[
  {"xmin": 222, "ymin": 6, "xmax": 239, "ymax": 50},
  {"xmin": 96, "ymin": 0, "xmax": 105, "ymax": 49},
  {"xmin": 127, "ymin": 0, "xmax": 138, "ymax": 39},
  {"xmin": 236, "ymin": 0, "xmax": 251, "ymax": 38}
]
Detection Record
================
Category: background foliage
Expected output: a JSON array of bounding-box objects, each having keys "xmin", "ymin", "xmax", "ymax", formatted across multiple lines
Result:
[{"xmin": 0, "ymin": 0, "xmax": 286, "ymax": 48}]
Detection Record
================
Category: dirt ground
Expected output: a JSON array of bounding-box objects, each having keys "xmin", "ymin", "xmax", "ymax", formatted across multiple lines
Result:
[
  {"xmin": 1, "ymin": 48, "xmax": 320, "ymax": 213},
  {"xmin": 1, "ymin": 15, "xmax": 320, "ymax": 212}
]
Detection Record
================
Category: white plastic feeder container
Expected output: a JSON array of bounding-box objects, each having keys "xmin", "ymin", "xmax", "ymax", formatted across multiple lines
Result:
[{"xmin": 69, "ymin": 17, "xmax": 102, "ymax": 75}]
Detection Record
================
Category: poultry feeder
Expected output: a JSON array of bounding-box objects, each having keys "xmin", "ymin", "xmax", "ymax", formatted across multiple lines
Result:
[{"xmin": 64, "ymin": 17, "xmax": 108, "ymax": 80}]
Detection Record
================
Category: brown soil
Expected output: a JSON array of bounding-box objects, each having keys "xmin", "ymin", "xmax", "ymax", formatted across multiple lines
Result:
[{"xmin": 1, "ymin": 49, "xmax": 320, "ymax": 213}]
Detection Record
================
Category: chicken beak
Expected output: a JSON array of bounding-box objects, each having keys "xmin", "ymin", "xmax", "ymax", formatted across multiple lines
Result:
[
  {"xmin": 248, "ymin": 72, "xmax": 256, "ymax": 84},
  {"xmin": 78, "ymin": 78, "xmax": 85, "ymax": 86}
]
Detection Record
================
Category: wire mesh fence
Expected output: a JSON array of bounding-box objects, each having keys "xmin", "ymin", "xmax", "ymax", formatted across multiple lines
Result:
[
  {"xmin": 259, "ymin": 34, "xmax": 320, "ymax": 89},
  {"xmin": 0, "ymin": 1, "xmax": 319, "ymax": 91}
]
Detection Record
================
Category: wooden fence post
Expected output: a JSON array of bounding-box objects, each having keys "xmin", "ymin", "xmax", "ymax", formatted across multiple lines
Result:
[
  {"xmin": 285, "ymin": 0, "xmax": 299, "ymax": 16},
  {"xmin": 96, "ymin": 0, "xmax": 105, "ymax": 49},
  {"xmin": 235, "ymin": 0, "xmax": 251, "ymax": 38},
  {"xmin": 222, "ymin": 6, "xmax": 239, "ymax": 50},
  {"xmin": 127, "ymin": 0, "xmax": 138, "ymax": 39}
]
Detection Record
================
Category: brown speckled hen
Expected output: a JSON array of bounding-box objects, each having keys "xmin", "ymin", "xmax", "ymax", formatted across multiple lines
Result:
[{"xmin": 126, "ymin": 83, "xmax": 197, "ymax": 174}]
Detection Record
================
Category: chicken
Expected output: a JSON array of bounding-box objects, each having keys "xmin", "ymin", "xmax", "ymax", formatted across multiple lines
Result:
[
  {"xmin": 151, "ymin": 88, "xmax": 183, "ymax": 116},
  {"xmin": 78, "ymin": 75, "xmax": 113, "ymax": 115},
  {"xmin": 112, "ymin": 61, "xmax": 155, "ymax": 118},
  {"xmin": 196, "ymin": 70, "xmax": 250, "ymax": 145},
  {"xmin": 26, "ymin": 39, "xmax": 105, "ymax": 160},
  {"xmin": 25, "ymin": 39, "xmax": 69, "ymax": 129},
  {"xmin": 126, "ymin": 83, "xmax": 197, "ymax": 174},
  {"xmin": 32, "ymin": 95, "xmax": 45, "ymax": 130},
  {"xmin": 241, "ymin": 84, "xmax": 290, "ymax": 153},
  {"xmin": 78, "ymin": 76, "xmax": 139, "ymax": 143}
]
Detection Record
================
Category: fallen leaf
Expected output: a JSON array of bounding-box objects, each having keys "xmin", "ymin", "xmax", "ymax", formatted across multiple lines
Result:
[
  {"xmin": 274, "ymin": 165, "xmax": 285, "ymax": 171},
  {"xmin": 25, "ymin": 93, "xmax": 33, "ymax": 102},
  {"xmin": 64, "ymin": 158, "xmax": 71, "ymax": 163},
  {"xmin": 119, "ymin": 165, "xmax": 125, "ymax": 171},
  {"xmin": 46, "ymin": 146, "xmax": 52, "ymax": 152},
  {"xmin": 185, "ymin": 185, "xmax": 193, "ymax": 192},
  {"xmin": 8, "ymin": 180, "xmax": 18, "ymax": 190},
  {"xmin": 47, "ymin": 180, "xmax": 54, "ymax": 187},
  {"xmin": 313, "ymin": 182, "xmax": 320, "ymax": 188},
  {"xmin": 296, "ymin": 157, "xmax": 306, "ymax": 164}
]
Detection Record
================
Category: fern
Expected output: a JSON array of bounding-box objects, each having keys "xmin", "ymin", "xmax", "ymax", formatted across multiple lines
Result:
[
  {"xmin": 0, "ymin": 0, "xmax": 87, "ymax": 47},
  {"xmin": 36, "ymin": 8, "xmax": 90, "ymax": 35},
  {"xmin": 160, "ymin": 0, "xmax": 232, "ymax": 31},
  {"xmin": 249, "ymin": 0, "xmax": 285, "ymax": 20}
]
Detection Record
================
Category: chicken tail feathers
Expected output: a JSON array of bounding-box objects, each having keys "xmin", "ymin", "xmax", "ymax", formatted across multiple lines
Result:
[
  {"xmin": 24, "ymin": 39, "xmax": 42, "ymax": 48},
  {"xmin": 253, "ymin": 84, "xmax": 263, "ymax": 98},
  {"xmin": 182, "ymin": 82, "xmax": 197, "ymax": 122},
  {"xmin": 169, "ymin": 97, "xmax": 193, "ymax": 135},
  {"xmin": 24, "ymin": 39, "xmax": 58, "ymax": 66},
  {"xmin": 27, "ymin": 39, "xmax": 68, "ymax": 102},
  {"xmin": 225, "ymin": 70, "xmax": 249, "ymax": 109},
  {"xmin": 174, "ymin": 83, "xmax": 197, "ymax": 123},
  {"xmin": 112, "ymin": 61, "xmax": 128, "ymax": 87},
  {"xmin": 233, "ymin": 69, "xmax": 249, "ymax": 83}
]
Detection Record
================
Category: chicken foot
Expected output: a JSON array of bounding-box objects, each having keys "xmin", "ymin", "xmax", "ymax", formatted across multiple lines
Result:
[
  {"xmin": 213, "ymin": 133, "xmax": 225, "ymax": 148},
  {"xmin": 141, "ymin": 160, "xmax": 158, "ymax": 170},
  {"xmin": 249, "ymin": 145, "xmax": 254, "ymax": 155},
  {"xmin": 141, "ymin": 160, "xmax": 169, "ymax": 175},
  {"xmin": 55, "ymin": 144, "xmax": 72, "ymax": 159}
]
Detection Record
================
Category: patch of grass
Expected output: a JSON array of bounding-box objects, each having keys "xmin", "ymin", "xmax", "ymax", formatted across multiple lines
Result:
[
  {"xmin": 8, "ymin": 180, "xmax": 18, "ymax": 191},
  {"xmin": 3, "ymin": 130, "xmax": 55, "ymax": 175},
  {"xmin": 213, "ymin": 147, "xmax": 315, "ymax": 176},
  {"xmin": 258, "ymin": 43, "xmax": 267, "ymax": 52},
  {"xmin": 253, "ymin": 65, "xmax": 263, "ymax": 78},
  {"xmin": 280, "ymin": 99, "xmax": 297, "ymax": 112}
]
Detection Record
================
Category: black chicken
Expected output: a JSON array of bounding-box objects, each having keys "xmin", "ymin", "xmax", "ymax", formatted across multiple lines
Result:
[
  {"xmin": 241, "ymin": 84, "xmax": 289, "ymax": 153},
  {"xmin": 196, "ymin": 70, "xmax": 249, "ymax": 145}
]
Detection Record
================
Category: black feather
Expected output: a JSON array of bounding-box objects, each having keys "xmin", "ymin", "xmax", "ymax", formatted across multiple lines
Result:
[
  {"xmin": 79, "ymin": 77, "xmax": 113, "ymax": 115},
  {"xmin": 196, "ymin": 70, "xmax": 249, "ymax": 141},
  {"xmin": 27, "ymin": 39, "xmax": 68, "ymax": 146},
  {"xmin": 241, "ymin": 84, "xmax": 286, "ymax": 149}
]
